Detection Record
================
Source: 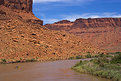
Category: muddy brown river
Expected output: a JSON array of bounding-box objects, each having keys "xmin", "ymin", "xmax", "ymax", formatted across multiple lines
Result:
[{"xmin": 0, "ymin": 60, "xmax": 111, "ymax": 81}]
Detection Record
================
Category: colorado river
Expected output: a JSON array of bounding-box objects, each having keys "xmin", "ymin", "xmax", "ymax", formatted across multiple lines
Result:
[{"xmin": 0, "ymin": 60, "xmax": 111, "ymax": 81}]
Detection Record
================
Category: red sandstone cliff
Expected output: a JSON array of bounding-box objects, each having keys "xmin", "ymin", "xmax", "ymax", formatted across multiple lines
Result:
[
  {"xmin": 0, "ymin": 0, "xmax": 43, "ymax": 25},
  {"xmin": 0, "ymin": 0, "xmax": 33, "ymax": 12},
  {"xmin": 45, "ymin": 20, "xmax": 73, "ymax": 31},
  {"xmin": 72, "ymin": 18, "xmax": 121, "ymax": 28},
  {"xmin": 45, "ymin": 18, "xmax": 121, "ymax": 52}
]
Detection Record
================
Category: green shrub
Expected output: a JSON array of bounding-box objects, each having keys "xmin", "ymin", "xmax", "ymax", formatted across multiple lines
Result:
[
  {"xmin": 1, "ymin": 59, "xmax": 6, "ymax": 63},
  {"xmin": 115, "ymin": 52, "xmax": 121, "ymax": 54},
  {"xmin": 98, "ymin": 53, "xmax": 105, "ymax": 57},
  {"xmin": 74, "ymin": 60, "xmax": 83, "ymax": 67},
  {"xmin": 108, "ymin": 52, "xmax": 121, "ymax": 55},
  {"xmin": 111, "ymin": 53, "xmax": 121, "ymax": 64},
  {"xmin": 74, "ymin": 62, "xmax": 81, "ymax": 67},
  {"xmin": 93, "ymin": 55, "xmax": 98, "ymax": 57},
  {"xmin": 68, "ymin": 57, "xmax": 74, "ymax": 60},
  {"xmin": 86, "ymin": 54, "xmax": 92, "ymax": 58},
  {"xmin": 72, "ymin": 60, "xmax": 121, "ymax": 81},
  {"xmin": 26, "ymin": 58, "xmax": 36, "ymax": 62},
  {"xmin": 76, "ymin": 56, "xmax": 82, "ymax": 59}
]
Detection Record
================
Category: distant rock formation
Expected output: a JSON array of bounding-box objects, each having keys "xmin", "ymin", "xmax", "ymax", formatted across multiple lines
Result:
[
  {"xmin": 46, "ymin": 18, "xmax": 121, "ymax": 30},
  {"xmin": 72, "ymin": 18, "xmax": 121, "ymax": 28},
  {"xmin": 45, "ymin": 20, "xmax": 73, "ymax": 31},
  {"xmin": 54, "ymin": 20, "xmax": 72, "ymax": 24},
  {"xmin": 0, "ymin": 0, "xmax": 33, "ymax": 12},
  {"xmin": 45, "ymin": 18, "xmax": 121, "ymax": 52}
]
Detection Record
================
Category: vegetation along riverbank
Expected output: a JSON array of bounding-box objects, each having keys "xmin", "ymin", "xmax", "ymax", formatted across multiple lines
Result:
[{"xmin": 72, "ymin": 52, "xmax": 121, "ymax": 81}]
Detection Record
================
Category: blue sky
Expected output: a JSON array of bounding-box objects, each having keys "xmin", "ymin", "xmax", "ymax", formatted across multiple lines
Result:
[{"xmin": 33, "ymin": 0, "xmax": 121, "ymax": 24}]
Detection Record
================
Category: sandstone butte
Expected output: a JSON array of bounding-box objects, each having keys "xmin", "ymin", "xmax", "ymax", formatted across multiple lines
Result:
[
  {"xmin": 0, "ymin": 0, "xmax": 104, "ymax": 63},
  {"xmin": 45, "ymin": 18, "xmax": 121, "ymax": 52}
]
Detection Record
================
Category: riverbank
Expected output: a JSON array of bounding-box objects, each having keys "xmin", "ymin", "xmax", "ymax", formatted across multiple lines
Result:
[
  {"xmin": 0, "ymin": 53, "xmax": 103, "ymax": 64},
  {"xmin": 0, "ymin": 56, "xmax": 93, "ymax": 64},
  {"xmin": 0, "ymin": 52, "xmax": 116, "ymax": 64},
  {"xmin": 72, "ymin": 52, "xmax": 121, "ymax": 81}
]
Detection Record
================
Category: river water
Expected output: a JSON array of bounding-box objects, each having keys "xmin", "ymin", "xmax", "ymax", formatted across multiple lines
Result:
[{"xmin": 0, "ymin": 60, "xmax": 111, "ymax": 81}]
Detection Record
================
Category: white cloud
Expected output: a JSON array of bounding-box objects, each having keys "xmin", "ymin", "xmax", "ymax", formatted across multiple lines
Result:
[
  {"xmin": 43, "ymin": 19, "xmax": 60, "ymax": 24},
  {"xmin": 33, "ymin": 0, "xmax": 94, "ymax": 3},
  {"xmin": 42, "ymin": 12, "xmax": 121, "ymax": 24},
  {"xmin": 62, "ymin": 12, "xmax": 121, "ymax": 21},
  {"xmin": 33, "ymin": 0, "xmax": 62, "ymax": 3}
]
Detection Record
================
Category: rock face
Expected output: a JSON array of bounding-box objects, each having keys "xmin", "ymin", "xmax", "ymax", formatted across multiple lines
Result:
[
  {"xmin": 47, "ymin": 18, "xmax": 121, "ymax": 30},
  {"xmin": 72, "ymin": 18, "xmax": 121, "ymax": 28},
  {"xmin": 0, "ymin": 0, "xmax": 4, "ymax": 5},
  {"xmin": 54, "ymin": 20, "xmax": 72, "ymax": 24},
  {"xmin": 0, "ymin": 0, "xmax": 43, "ymax": 25},
  {"xmin": 0, "ymin": 0, "xmax": 33, "ymax": 12},
  {"xmin": 45, "ymin": 20, "xmax": 73, "ymax": 31},
  {"xmin": 0, "ymin": 10, "xmax": 6, "ymax": 14},
  {"xmin": 45, "ymin": 18, "xmax": 121, "ymax": 52},
  {"xmin": 26, "ymin": 19, "xmax": 43, "ymax": 25}
]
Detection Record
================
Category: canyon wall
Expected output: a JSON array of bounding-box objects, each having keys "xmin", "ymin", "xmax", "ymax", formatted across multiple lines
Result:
[
  {"xmin": 0, "ymin": 0, "xmax": 33, "ymax": 12},
  {"xmin": 0, "ymin": 0, "xmax": 43, "ymax": 25},
  {"xmin": 72, "ymin": 18, "xmax": 121, "ymax": 28},
  {"xmin": 46, "ymin": 18, "xmax": 121, "ymax": 31},
  {"xmin": 0, "ymin": 0, "xmax": 4, "ymax": 5},
  {"xmin": 45, "ymin": 18, "xmax": 121, "ymax": 52},
  {"xmin": 45, "ymin": 20, "xmax": 73, "ymax": 31}
]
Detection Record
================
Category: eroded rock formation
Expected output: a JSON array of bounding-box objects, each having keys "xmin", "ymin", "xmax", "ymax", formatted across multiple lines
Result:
[
  {"xmin": 0, "ymin": 0, "xmax": 43, "ymax": 25},
  {"xmin": 0, "ymin": 0, "xmax": 33, "ymax": 12},
  {"xmin": 45, "ymin": 18, "xmax": 121, "ymax": 52},
  {"xmin": 45, "ymin": 20, "xmax": 73, "ymax": 31},
  {"xmin": 0, "ymin": 0, "xmax": 4, "ymax": 5},
  {"xmin": 72, "ymin": 18, "xmax": 121, "ymax": 28}
]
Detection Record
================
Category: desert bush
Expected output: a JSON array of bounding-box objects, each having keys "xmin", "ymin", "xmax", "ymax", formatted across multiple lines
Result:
[
  {"xmin": 68, "ymin": 57, "xmax": 74, "ymax": 60},
  {"xmin": 76, "ymin": 56, "xmax": 82, "ymax": 59},
  {"xmin": 1, "ymin": 59, "xmax": 6, "ymax": 63},
  {"xmin": 72, "ymin": 55, "xmax": 121, "ymax": 81},
  {"xmin": 26, "ymin": 58, "xmax": 36, "ymax": 62},
  {"xmin": 86, "ymin": 54, "xmax": 92, "ymax": 58},
  {"xmin": 108, "ymin": 52, "xmax": 121, "ymax": 55},
  {"xmin": 115, "ymin": 52, "xmax": 121, "ymax": 54},
  {"xmin": 111, "ymin": 53, "xmax": 121, "ymax": 64}
]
